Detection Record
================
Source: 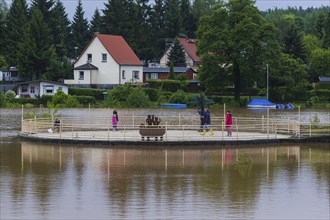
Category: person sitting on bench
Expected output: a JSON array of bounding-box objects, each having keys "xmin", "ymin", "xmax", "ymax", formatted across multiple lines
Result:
[{"xmin": 53, "ymin": 118, "xmax": 60, "ymax": 132}]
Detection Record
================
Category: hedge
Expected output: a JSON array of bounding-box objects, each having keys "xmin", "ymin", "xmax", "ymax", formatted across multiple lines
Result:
[
  {"xmin": 315, "ymin": 82, "xmax": 330, "ymax": 90},
  {"xmin": 311, "ymin": 89, "xmax": 330, "ymax": 101},
  {"xmin": 12, "ymin": 98, "xmax": 38, "ymax": 105},
  {"xmin": 75, "ymin": 95, "xmax": 96, "ymax": 105},
  {"xmin": 147, "ymin": 80, "xmax": 189, "ymax": 92},
  {"xmin": 69, "ymin": 87, "xmax": 107, "ymax": 100}
]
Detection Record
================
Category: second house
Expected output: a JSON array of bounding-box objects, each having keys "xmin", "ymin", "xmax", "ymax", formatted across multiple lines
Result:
[{"xmin": 65, "ymin": 33, "xmax": 143, "ymax": 89}]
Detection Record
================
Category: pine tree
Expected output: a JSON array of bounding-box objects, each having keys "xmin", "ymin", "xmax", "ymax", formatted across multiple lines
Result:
[
  {"xmin": 322, "ymin": 12, "xmax": 330, "ymax": 48},
  {"xmin": 0, "ymin": 0, "xmax": 7, "ymax": 56},
  {"xmin": 283, "ymin": 23, "xmax": 307, "ymax": 61},
  {"xmin": 52, "ymin": 0, "xmax": 71, "ymax": 58},
  {"xmin": 180, "ymin": 0, "xmax": 194, "ymax": 37},
  {"xmin": 71, "ymin": 0, "xmax": 90, "ymax": 56},
  {"xmin": 163, "ymin": 0, "xmax": 181, "ymax": 38},
  {"xmin": 167, "ymin": 38, "xmax": 186, "ymax": 66},
  {"xmin": 4, "ymin": 0, "xmax": 28, "ymax": 66},
  {"xmin": 149, "ymin": 0, "xmax": 166, "ymax": 58},
  {"xmin": 168, "ymin": 61, "xmax": 175, "ymax": 79},
  {"xmin": 17, "ymin": 9, "xmax": 55, "ymax": 80},
  {"xmin": 90, "ymin": 8, "xmax": 103, "ymax": 35}
]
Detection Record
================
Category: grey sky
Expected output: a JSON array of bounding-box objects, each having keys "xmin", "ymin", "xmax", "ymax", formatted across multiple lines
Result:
[{"xmin": 4, "ymin": 0, "xmax": 330, "ymax": 21}]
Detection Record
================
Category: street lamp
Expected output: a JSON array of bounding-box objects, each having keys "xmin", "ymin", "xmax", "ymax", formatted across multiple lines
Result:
[{"xmin": 266, "ymin": 63, "xmax": 269, "ymax": 100}]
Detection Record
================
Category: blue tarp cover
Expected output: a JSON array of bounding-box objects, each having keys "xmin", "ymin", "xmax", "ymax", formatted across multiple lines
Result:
[{"xmin": 247, "ymin": 98, "xmax": 275, "ymax": 107}]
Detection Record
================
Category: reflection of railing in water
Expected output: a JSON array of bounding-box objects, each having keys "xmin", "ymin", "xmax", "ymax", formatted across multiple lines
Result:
[{"xmin": 20, "ymin": 115, "xmax": 329, "ymax": 141}]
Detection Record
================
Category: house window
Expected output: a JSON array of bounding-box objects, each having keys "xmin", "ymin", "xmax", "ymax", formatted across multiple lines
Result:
[
  {"xmin": 30, "ymin": 86, "xmax": 35, "ymax": 93},
  {"xmin": 102, "ymin": 53, "xmax": 107, "ymax": 62},
  {"xmin": 79, "ymin": 71, "xmax": 84, "ymax": 80},
  {"xmin": 45, "ymin": 85, "xmax": 54, "ymax": 94},
  {"xmin": 122, "ymin": 70, "xmax": 125, "ymax": 79},
  {"xmin": 150, "ymin": 73, "xmax": 158, "ymax": 79},
  {"xmin": 58, "ymin": 87, "xmax": 62, "ymax": 91},
  {"xmin": 133, "ymin": 71, "xmax": 139, "ymax": 79},
  {"xmin": 87, "ymin": 53, "xmax": 92, "ymax": 62},
  {"xmin": 21, "ymin": 85, "xmax": 28, "ymax": 93}
]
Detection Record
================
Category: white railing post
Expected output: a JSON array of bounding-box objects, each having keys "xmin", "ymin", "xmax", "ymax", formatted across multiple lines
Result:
[
  {"xmin": 179, "ymin": 114, "xmax": 181, "ymax": 127},
  {"xmin": 309, "ymin": 122, "xmax": 312, "ymax": 137},
  {"xmin": 262, "ymin": 115, "xmax": 264, "ymax": 132},
  {"xmin": 124, "ymin": 125, "xmax": 126, "ymax": 141},
  {"xmin": 133, "ymin": 114, "xmax": 135, "ymax": 128},
  {"xmin": 182, "ymin": 125, "xmax": 185, "ymax": 140},
  {"xmin": 108, "ymin": 117, "xmax": 110, "ymax": 141},
  {"xmin": 222, "ymin": 121, "xmax": 224, "ymax": 140},
  {"xmin": 166, "ymin": 122, "xmax": 168, "ymax": 141}
]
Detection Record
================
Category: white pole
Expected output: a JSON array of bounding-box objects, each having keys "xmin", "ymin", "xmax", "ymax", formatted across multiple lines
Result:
[
  {"xmin": 21, "ymin": 105, "xmax": 24, "ymax": 132},
  {"xmin": 266, "ymin": 63, "xmax": 269, "ymax": 100}
]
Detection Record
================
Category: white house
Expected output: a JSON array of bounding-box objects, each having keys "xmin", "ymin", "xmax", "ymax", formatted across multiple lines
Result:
[
  {"xmin": 64, "ymin": 33, "xmax": 143, "ymax": 88},
  {"xmin": 160, "ymin": 38, "xmax": 201, "ymax": 68},
  {"xmin": 17, "ymin": 80, "xmax": 68, "ymax": 98}
]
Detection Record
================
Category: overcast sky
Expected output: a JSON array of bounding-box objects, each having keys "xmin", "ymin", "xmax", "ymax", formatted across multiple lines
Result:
[{"xmin": 4, "ymin": 0, "xmax": 330, "ymax": 21}]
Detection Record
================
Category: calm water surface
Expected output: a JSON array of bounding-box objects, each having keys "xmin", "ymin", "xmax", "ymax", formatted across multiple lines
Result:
[{"xmin": 1, "ymin": 108, "xmax": 329, "ymax": 219}]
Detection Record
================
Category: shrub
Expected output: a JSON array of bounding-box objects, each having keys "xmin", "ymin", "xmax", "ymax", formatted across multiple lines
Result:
[
  {"xmin": 75, "ymin": 95, "xmax": 96, "ymax": 105},
  {"xmin": 147, "ymin": 79, "xmax": 189, "ymax": 92},
  {"xmin": 176, "ymin": 73, "xmax": 188, "ymax": 81},
  {"xmin": 5, "ymin": 90, "xmax": 16, "ymax": 100},
  {"xmin": 13, "ymin": 98, "xmax": 38, "ymax": 105},
  {"xmin": 108, "ymin": 84, "xmax": 132, "ymax": 103},
  {"xmin": 69, "ymin": 87, "xmax": 107, "ymax": 100},
  {"xmin": 143, "ymin": 88, "xmax": 159, "ymax": 101},
  {"xmin": 169, "ymin": 90, "xmax": 187, "ymax": 103},
  {"xmin": 314, "ymin": 89, "xmax": 330, "ymax": 101},
  {"xmin": 63, "ymin": 95, "xmax": 83, "ymax": 108},
  {"xmin": 315, "ymin": 82, "xmax": 330, "ymax": 90},
  {"xmin": 126, "ymin": 87, "xmax": 150, "ymax": 107},
  {"xmin": 0, "ymin": 90, "xmax": 6, "ymax": 107},
  {"xmin": 52, "ymin": 90, "xmax": 68, "ymax": 105},
  {"xmin": 40, "ymin": 95, "xmax": 53, "ymax": 106}
]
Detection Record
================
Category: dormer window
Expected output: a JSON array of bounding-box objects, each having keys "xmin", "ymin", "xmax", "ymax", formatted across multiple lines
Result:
[{"xmin": 87, "ymin": 53, "xmax": 92, "ymax": 62}]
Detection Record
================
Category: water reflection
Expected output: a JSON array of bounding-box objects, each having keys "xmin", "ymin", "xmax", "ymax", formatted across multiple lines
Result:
[{"xmin": 1, "ymin": 142, "xmax": 329, "ymax": 219}]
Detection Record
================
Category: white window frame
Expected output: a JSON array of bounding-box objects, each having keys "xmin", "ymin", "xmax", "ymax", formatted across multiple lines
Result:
[
  {"xmin": 21, "ymin": 85, "xmax": 28, "ymax": 93},
  {"xmin": 133, "ymin": 71, "xmax": 139, "ymax": 79},
  {"xmin": 122, "ymin": 70, "xmax": 126, "ymax": 79},
  {"xmin": 150, "ymin": 73, "xmax": 158, "ymax": 79},
  {"xmin": 79, "ymin": 71, "xmax": 84, "ymax": 80},
  {"xmin": 102, "ymin": 53, "xmax": 107, "ymax": 62},
  {"xmin": 30, "ymin": 86, "xmax": 35, "ymax": 93},
  {"xmin": 45, "ymin": 85, "xmax": 54, "ymax": 94},
  {"xmin": 87, "ymin": 53, "xmax": 92, "ymax": 62}
]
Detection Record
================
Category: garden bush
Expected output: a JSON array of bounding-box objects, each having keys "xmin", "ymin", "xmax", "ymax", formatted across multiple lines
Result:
[
  {"xmin": 169, "ymin": 90, "xmax": 188, "ymax": 103},
  {"xmin": 147, "ymin": 80, "xmax": 189, "ymax": 92},
  {"xmin": 143, "ymin": 88, "xmax": 159, "ymax": 101},
  {"xmin": 69, "ymin": 87, "xmax": 107, "ymax": 100},
  {"xmin": 13, "ymin": 98, "xmax": 38, "ymax": 105},
  {"xmin": 52, "ymin": 90, "xmax": 68, "ymax": 105},
  {"xmin": 40, "ymin": 95, "xmax": 53, "ymax": 106},
  {"xmin": 75, "ymin": 95, "xmax": 96, "ymax": 105},
  {"xmin": 0, "ymin": 90, "xmax": 5, "ymax": 107},
  {"xmin": 5, "ymin": 90, "xmax": 16, "ymax": 100},
  {"xmin": 126, "ymin": 87, "xmax": 150, "ymax": 107}
]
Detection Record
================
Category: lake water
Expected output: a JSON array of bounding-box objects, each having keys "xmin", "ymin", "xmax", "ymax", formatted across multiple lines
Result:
[{"xmin": 1, "ymin": 108, "xmax": 329, "ymax": 219}]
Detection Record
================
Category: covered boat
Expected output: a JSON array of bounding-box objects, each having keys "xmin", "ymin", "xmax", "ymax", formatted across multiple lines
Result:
[
  {"xmin": 160, "ymin": 103, "xmax": 187, "ymax": 109},
  {"xmin": 247, "ymin": 98, "xmax": 276, "ymax": 109}
]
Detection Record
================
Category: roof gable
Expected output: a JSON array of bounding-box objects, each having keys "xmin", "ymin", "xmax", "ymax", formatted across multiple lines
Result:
[
  {"xmin": 96, "ymin": 34, "xmax": 142, "ymax": 66},
  {"xmin": 179, "ymin": 38, "xmax": 201, "ymax": 62}
]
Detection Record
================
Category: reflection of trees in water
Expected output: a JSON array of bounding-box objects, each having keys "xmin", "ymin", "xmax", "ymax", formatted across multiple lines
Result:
[{"xmin": 2, "ymin": 143, "xmax": 329, "ymax": 217}]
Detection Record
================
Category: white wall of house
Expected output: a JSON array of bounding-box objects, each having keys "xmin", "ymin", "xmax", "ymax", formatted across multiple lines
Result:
[
  {"xmin": 120, "ymin": 66, "xmax": 143, "ymax": 84},
  {"xmin": 18, "ymin": 82, "xmax": 68, "ymax": 98},
  {"xmin": 160, "ymin": 47, "xmax": 192, "ymax": 68}
]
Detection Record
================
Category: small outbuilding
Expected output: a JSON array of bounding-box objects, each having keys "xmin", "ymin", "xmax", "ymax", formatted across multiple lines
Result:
[{"xmin": 17, "ymin": 80, "xmax": 68, "ymax": 98}]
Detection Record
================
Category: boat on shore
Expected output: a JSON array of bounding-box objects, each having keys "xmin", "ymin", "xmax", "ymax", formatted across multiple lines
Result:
[
  {"xmin": 160, "ymin": 103, "xmax": 187, "ymax": 109},
  {"xmin": 247, "ymin": 98, "xmax": 276, "ymax": 109}
]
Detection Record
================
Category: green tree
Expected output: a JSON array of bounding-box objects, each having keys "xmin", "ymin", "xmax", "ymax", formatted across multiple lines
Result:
[
  {"xmin": 17, "ymin": 9, "xmax": 56, "ymax": 80},
  {"xmin": 163, "ymin": 0, "xmax": 181, "ymax": 38},
  {"xmin": 197, "ymin": 0, "xmax": 279, "ymax": 101},
  {"xmin": 168, "ymin": 62, "xmax": 175, "ymax": 79},
  {"xmin": 314, "ymin": 12, "xmax": 326, "ymax": 41},
  {"xmin": 71, "ymin": 0, "xmax": 90, "ymax": 56},
  {"xmin": 3, "ymin": 0, "xmax": 28, "ymax": 66},
  {"xmin": 52, "ymin": 0, "xmax": 71, "ymax": 58},
  {"xmin": 180, "ymin": 0, "xmax": 194, "ymax": 37},
  {"xmin": 0, "ymin": 0, "xmax": 8, "ymax": 55},
  {"xmin": 271, "ymin": 53, "xmax": 309, "ymax": 101},
  {"xmin": 0, "ymin": 90, "xmax": 6, "ymax": 107},
  {"xmin": 283, "ymin": 23, "xmax": 307, "ymax": 61},
  {"xmin": 167, "ymin": 38, "xmax": 186, "ymax": 66},
  {"xmin": 90, "ymin": 8, "xmax": 103, "ymax": 35},
  {"xmin": 149, "ymin": 0, "xmax": 166, "ymax": 58},
  {"xmin": 323, "ymin": 12, "xmax": 330, "ymax": 48},
  {"xmin": 310, "ymin": 48, "xmax": 330, "ymax": 78},
  {"xmin": 126, "ymin": 87, "xmax": 150, "ymax": 107}
]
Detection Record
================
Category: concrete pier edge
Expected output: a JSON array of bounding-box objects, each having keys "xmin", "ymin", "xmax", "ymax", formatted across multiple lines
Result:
[{"xmin": 18, "ymin": 132, "xmax": 330, "ymax": 148}]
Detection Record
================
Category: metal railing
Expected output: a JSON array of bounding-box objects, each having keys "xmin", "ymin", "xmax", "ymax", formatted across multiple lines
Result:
[{"xmin": 20, "ymin": 115, "xmax": 330, "ymax": 141}]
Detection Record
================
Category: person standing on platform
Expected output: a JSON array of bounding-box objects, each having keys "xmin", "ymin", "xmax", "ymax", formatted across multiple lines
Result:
[
  {"xmin": 226, "ymin": 111, "xmax": 233, "ymax": 136},
  {"xmin": 201, "ymin": 108, "xmax": 214, "ymax": 136}
]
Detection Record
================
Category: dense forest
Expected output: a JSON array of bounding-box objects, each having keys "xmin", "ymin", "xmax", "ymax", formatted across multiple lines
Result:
[{"xmin": 0, "ymin": 0, "xmax": 329, "ymax": 103}]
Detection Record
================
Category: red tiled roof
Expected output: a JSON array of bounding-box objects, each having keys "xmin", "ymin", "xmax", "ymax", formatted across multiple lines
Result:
[
  {"xmin": 179, "ymin": 38, "xmax": 201, "ymax": 62},
  {"xmin": 97, "ymin": 34, "xmax": 142, "ymax": 65}
]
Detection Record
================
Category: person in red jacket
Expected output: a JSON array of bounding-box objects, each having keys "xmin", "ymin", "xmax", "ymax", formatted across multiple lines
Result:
[{"xmin": 225, "ymin": 111, "xmax": 233, "ymax": 136}]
